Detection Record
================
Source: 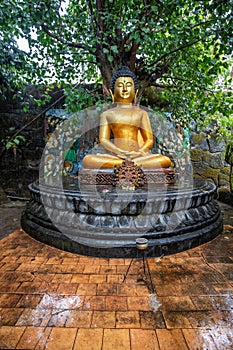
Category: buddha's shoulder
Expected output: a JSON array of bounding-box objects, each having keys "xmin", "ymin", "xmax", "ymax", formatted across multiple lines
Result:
[
  {"xmin": 133, "ymin": 105, "xmax": 146, "ymax": 111},
  {"xmin": 101, "ymin": 108, "xmax": 115, "ymax": 114},
  {"xmin": 132, "ymin": 106, "xmax": 148, "ymax": 116},
  {"xmin": 100, "ymin": 108, "xmax": 120, "ymax": 118},
  {"xmin": 100, "ymin": 105, "xmax": 147, "ymax": 116}
]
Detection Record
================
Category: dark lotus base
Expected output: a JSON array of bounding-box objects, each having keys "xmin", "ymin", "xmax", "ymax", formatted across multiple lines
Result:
[{"xmin": 21, "ymin": 177, "xmax": 223, "ymax": 258}]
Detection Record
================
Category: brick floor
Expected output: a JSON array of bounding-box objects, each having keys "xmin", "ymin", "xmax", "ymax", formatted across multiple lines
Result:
[{"xmin": 0, "ymin": 203, "xmax": 232, "ymax": 349}]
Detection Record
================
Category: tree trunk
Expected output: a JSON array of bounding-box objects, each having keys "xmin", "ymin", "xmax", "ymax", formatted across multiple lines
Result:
[{"xmin": 95, "ymin": 50, "xmax": 120, "ymax": 89}]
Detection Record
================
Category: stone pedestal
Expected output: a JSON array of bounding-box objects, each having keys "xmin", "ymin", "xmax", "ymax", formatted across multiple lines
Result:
[{"xmin": 21, "ymin": 177, "xmax": 222, "ymax": 258}]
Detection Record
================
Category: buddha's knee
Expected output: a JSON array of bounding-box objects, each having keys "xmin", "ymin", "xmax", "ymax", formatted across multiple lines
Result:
[
  {"xmin": 82, "ymin": 154, "xmax": 95, "ymax": 168},
  {"xmin": 162, "ymin": 156, "xmax": 172, "ymax": 168}
]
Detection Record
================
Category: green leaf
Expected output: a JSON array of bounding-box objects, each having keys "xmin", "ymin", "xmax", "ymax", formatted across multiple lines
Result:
[
  {"xmin": 6, "ymin": 142, "xmax": 14, "ymax": 150},
  {"xmin": 15, "ymin": 135, "xmax": 26, "ymax": 142},
  {"xmin": 111, "ymin": 45, "xmax": 118, "ymax": 53},
  {"xmin": 108, "ymin": 55, "xmax": 114, "ymax": 63},
  {"xmin": 13, "ymin": 139, "xmax": 20, "ymax": 145}
]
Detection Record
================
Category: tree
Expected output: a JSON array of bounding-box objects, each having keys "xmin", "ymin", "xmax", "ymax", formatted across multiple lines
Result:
[
  {"xmin": 0, "ymin": 1, "xmax": 28, "ymax": 96},
  {"xmin": 1, "ymin": 0, "xmax": 233, "ymax": 134}
]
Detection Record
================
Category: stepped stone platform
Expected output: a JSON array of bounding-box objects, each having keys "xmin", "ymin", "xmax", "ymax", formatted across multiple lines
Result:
[{"xmin": 21, "ymin": 176, "xmax": 223, "ymax": 258}]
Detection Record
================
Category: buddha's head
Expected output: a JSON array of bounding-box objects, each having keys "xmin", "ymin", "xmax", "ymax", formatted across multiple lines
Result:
[{"xmin": 110, "ymin": 66, "xmax": 138, "ymax": 104}]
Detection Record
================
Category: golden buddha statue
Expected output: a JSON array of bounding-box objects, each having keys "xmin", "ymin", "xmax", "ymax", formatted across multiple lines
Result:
[{"xmin": 82, "ymin": 66, "xmax": 171, "ymax": 170}]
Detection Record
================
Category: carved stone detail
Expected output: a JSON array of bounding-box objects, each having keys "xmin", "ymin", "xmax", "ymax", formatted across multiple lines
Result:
[
  {"xmin": 78, "ymin": 166, "xmax": 176, "ymax": 186},
  {"xmin": 114, "ymin": 158, "xmax": 146, "ymax": 190},
  {"xmin": 21, "ymin": 179, "xmax": 223, "ymax": 258}
]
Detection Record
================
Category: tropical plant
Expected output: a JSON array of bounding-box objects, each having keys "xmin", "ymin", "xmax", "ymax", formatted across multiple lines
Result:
[{"xmin": 1, "ymin": 0, "xmax": 232, "ymax": 135}]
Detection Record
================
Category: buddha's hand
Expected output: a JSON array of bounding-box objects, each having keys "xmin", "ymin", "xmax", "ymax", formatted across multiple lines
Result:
[
  {"xmin": 124, "ymin": 150, "xmax": 148, "ymax": 159},
  {"xmin": 116, "ymin": 151, "xmax": 128, "ymax": 159},
  {"xmin": 116, "ymin": 150, "xmax": 140, "ymax": 159}
]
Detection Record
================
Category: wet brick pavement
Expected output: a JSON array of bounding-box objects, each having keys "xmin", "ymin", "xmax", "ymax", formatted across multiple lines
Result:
[{"xmin": 0, "ymin": 200, "xmax": 232, "ymax": 349}]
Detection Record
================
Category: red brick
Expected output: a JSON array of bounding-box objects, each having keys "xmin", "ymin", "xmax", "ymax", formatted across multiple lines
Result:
[
  {"xmin": 91, "ymin": 311, "xmax": 116, "ymax": 328},
  {"xmin": 117, "ymin": 283, "xmax": 137, "ymax": 296},
  {"xmin": 156, "ymin": 329, "xmax": 188, "ymax": 350},
  {"xmin": 71, "ymin": 273, "xmax": 90, "ymax": 283},
  {"xmin": 89, "ymin": 274, "xmax": 107, "ymax": 283},
  {"xmin": 183, "ymin": 329, "xmax": 218, "ymax": 349},
  {"xmin": 0, "ymin": 326, "xmax": 25, "ymax": 349},
  {"xmin": 116, "ymin": 311, "xmax": 140, "ymax": 328},
  {"xmin": 127, "ymin": 296, "xmax": 151, "ymax": 311},
  {"xmin": 97, "ymin": 283, "xmax": 117, "ymax": 296},
  {"xmin": 83, "ymin": 296, "xmax": 106, "ymax": 311},
  {"xmin": 16, "ymin": 308, "xmax": 52, "ymax": 327},
  {"xmin": 102, "ymin": 329, "xmax": 130, "ymax": 350},
  {"xmin": 47, "ymin": 309, "xmax": 70, "ymax": 327},
  {"xmin": 100, "ymin": 265, "xmax": 117, "ymax": 274},
  {"xmin": 76, "ymin": 283, "xmax": 97, "ymax": 296},
  {"xmin": 56, "ymin": 283, "xmax": 78, "ymax": 294},
  {"xmin": 34, "ymin": 327, "xmax": 52, "ymax": 350},
  {"xmin": 17, "ymin": 294, "xmax": 41, "ymax": 308},
  {"xmin": 51, "ymin": 273, "xmax": 73, "ymax": 283},
  {"xmin": 0, "ymin": 281, "xmax": 21, "ymax": 292},
  {"xmin": 130, "ymin": 329, "xmax": 160, "ymax": 350},
  {"xmin": 73, "ymin": 329, "xmax": 103, "ymax": 350},
  {"xmin": 16, "ymin": 326, "xmax": 49, "ymax": 349},
  {"xmin": 46, "ymin": 327, "xmax": 77, "ymax": 350},
  {"xmin": 0, "ymin": 307, "xmax": 24, "ymax": 326},
  {"xmin": 106, "ymin": 296, "xmax": 128, "ymax": 311},
  {"xmin": 66, "ymin": 310, "xmax": 93, "ymax": 327},
  {"xmin": 159, "ymin": 296, "xmax": 195, "ymax": 311},
  {"xmin": 0, "ymin": 293, "xmax": 22, "ymax": 307},
  {"xmin": 83, "ymin": 265, "xmax": 100, "ymax": 274}
]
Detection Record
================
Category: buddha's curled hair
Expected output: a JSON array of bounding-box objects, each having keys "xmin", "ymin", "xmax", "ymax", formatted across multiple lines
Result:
[{"xmin": 110, "ymin": 66, "xmax": 138, "ymax": 90}]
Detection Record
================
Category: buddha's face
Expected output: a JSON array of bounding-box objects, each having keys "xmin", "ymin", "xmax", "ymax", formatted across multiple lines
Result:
[{"xmin": 113, "ymin": 77, "xmax": 135, "ymax": 103}]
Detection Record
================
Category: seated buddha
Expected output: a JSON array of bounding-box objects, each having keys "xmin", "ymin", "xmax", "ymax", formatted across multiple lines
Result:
[{"xmin": 82, "ymin": 66, "xmax": 171, "ymax": 170}]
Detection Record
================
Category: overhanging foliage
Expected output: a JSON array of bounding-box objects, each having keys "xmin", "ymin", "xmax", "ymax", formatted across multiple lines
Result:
[{"xmin": 1, "ymin": 0, "xmax": 233, "ymax": 140}]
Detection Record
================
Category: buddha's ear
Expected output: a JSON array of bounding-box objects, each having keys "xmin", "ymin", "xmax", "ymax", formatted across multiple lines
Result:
[
  {"xmin": 134, "ymin": 89, "xmax": 138, "ymax": 104},
  {"xmin": 102, "ymin": 85, "xmax": 109, "ymax": 96},
  {"xmin": 109, "ymin": 89, "xmax": 115, "ymax": 103}
]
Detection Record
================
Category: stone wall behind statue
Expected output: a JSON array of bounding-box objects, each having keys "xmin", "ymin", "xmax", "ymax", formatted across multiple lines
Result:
[{"xmin": 190, "ymin": 131, "xmax": 230, "ymax": 189}]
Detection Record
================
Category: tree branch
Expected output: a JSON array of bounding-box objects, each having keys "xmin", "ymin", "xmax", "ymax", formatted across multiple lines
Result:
[
  {"xmin": 150, "ymin": 82, "xmax": 173, "ymax": 89},
  {"xmin": 129, "ymin": 40, "xmax": 139, "ymax": 72},
  {"xmin": 190, "ymin": 19, "xmax": 215, "ymax": 31},
  {"xmin": 148, "ymin": 38, "xmax": 201, "ymax": 70},
  {"xmin": 86, "ymin": 0, "xmax": 97, "ymax": 31},
  {"xmin": 166, "ymin": 75, "xmax": 218, "ymax": 94},
  {"xmin": 41, "ymin": 25, "xmax": 94, "ymax": 53}
]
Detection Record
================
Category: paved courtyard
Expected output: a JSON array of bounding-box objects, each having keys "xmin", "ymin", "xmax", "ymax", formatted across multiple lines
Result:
[{"xmin": 0, "ymin": 201, "xmax": 232, "ymax": 349}]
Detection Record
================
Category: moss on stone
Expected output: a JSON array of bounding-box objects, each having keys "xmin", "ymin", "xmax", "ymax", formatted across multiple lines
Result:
[
  {"xmin": 203, "ymin": 151, "xmax": 223, "ymax": 169},
  {"xmin": 190, "ymin": 149, "xmax": 203, "ymax": 162},
  {"xmin": 191, "ymin": 133, "xmax": 206, "ymax": 145},
  {"xmin": 218, "ymin": 173, "xmax": 230, "ymax": 187},
  {"xmin": 192, "ymin": 163, "xmax": 219, "ymax": 183},
  {"xmin": 220, "ymin": 166, "xmax": 231, "ymax": 176}
]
